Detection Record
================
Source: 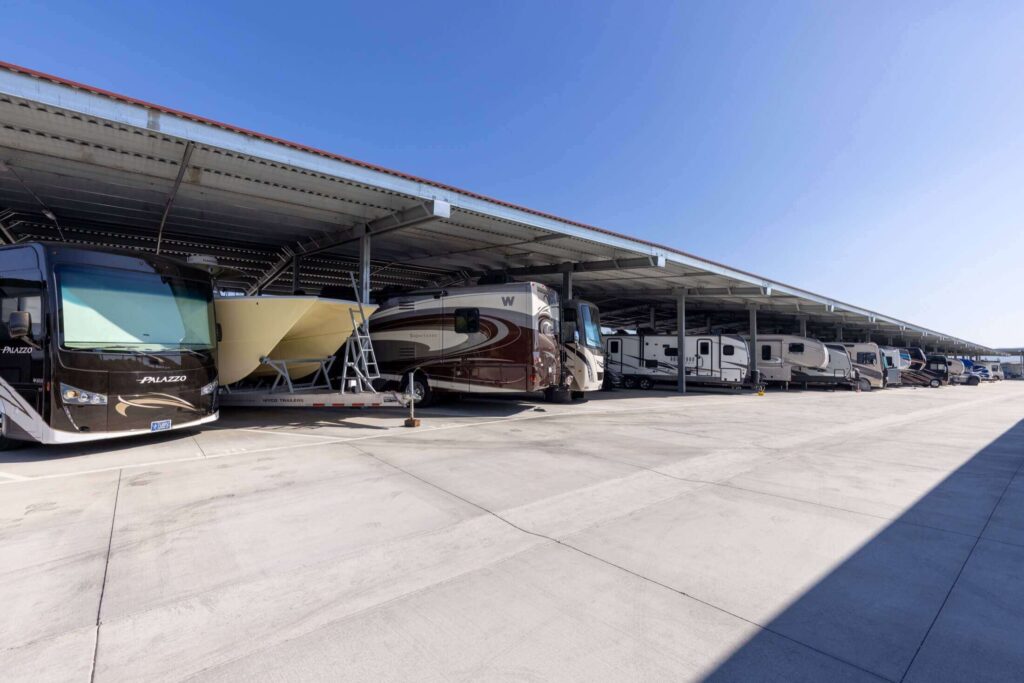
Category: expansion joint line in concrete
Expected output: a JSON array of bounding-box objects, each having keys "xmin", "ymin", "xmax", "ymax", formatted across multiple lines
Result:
[
  {"xmin": 89, "ymin": 469, "xmax": 122, "ymax": 683},
  {"xmin": 898, "ymin": 440, "xmax": 1024, "ymax": 682},
  {"xmin": 349, "ymin": 445, "xmax": 891, "ymax": 683}
]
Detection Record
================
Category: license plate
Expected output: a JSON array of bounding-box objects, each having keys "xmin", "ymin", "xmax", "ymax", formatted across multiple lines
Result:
[{"xmin": 150, "ymin": 419, "xmax": 172, "ymax": 432}]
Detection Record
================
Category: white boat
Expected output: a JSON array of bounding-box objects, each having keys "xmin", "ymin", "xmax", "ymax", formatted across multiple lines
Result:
[{"xmin": 214, "ymin": 296, "xmax": 376, "ymax": 384}]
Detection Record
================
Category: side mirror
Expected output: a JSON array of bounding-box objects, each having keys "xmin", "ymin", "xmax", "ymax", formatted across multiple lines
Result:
[
  {"xmin": 8, "ymin": 310, "xmax": 31, "ymax": 339},
  {"xmin": 562, "ymin": 321, "xmax": 578, "ymax": 343}
]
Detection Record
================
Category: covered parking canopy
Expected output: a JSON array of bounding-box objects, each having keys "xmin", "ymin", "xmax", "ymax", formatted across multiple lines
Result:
[{"xmin": 0, "ymin": 61, "xmax": 998, "ymax": 358}]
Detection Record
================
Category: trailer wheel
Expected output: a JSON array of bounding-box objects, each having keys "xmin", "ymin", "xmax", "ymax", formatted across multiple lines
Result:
[
  {"xmin": 403, "ymin": 373, "xmax": 433, "ymax": 405},
  {"xmin": 621, "ymin": 376, "xmax": 638, "ymax": 389},
  {"xmin": 968, "ymin": 375, "xmax": 980, "ymax": 386},
  {"xmin": 858, "ymin": 378, "xmax": 872, "ymax": 392},
  {"xmin": 929, "ymin": 378, "xmax": 941, "ymax": 388},
  {"xmin": 638, "ymin": 377, "xmax": 654, "ymax": 390}
]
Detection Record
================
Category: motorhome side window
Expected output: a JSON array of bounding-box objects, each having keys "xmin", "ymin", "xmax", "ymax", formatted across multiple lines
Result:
[
  {"xmin": 761, "ymin": 345, "xmax": 771, "ymax": 361},
  {"xmin": 788, "ymin": 343, "xmax": 804, "ymax": 353},
  {"xmin": 723, "ymin": 345, "xmax": 735, "ymax": 356},
  {"xmin": 609, "ymin": 339, "xmax": 620, "ymax": 354},
  {"xmin": 856, "ymin": 352, "xmax": 876, "ymax": 365},
  {"xmin": 664, "ymin": 346, "xmax": 678, "ymax": 356},
  {"xmin": 699, "ymin": 341, "xmax": 710, "ymax": 355},
  {"xmin": 0, "ymin": 283, "xmax": 43, "ymax": 340},
  {"xmin": 454, "ymin": 308, "xmax": 480, "ymax": 334}
]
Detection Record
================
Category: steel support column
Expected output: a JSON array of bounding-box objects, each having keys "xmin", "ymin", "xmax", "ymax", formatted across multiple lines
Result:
[
  {"xmin": 561, "ymin": 266, "xmax": 573, "ymax": 301},
  {"xmin": 358, "ymin": 227, "xmax": 371, "ymax": 305},
  {"xmin": 797, "ymin": 314, "xmax": 808, "ymax": 338},
  {"xmin": 649, "ymin": 306, "xmax": 656, "ymax": 331},
  {"xmin": 676, "ymin": 290, "xmax": 686, "ymax": 394},
  {"xmin": 291, "ymin": 255, "xmax": 301, "ymax": 294},
  {"xmin": 835, "ymin": 324, "xmax": 844, "ymax": 342},
  {"xmin": 749, "ymin": 304, "xmax": 759, "ymax": 380}
]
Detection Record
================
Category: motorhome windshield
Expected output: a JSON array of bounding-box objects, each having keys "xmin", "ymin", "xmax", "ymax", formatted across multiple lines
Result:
[
  {"xmin": 578, "ymin": 304, "xmax": 602, "ymax": 349},
  {"xmin": 57, "ymin": 265, "xmax": 215, "ymax": 351}
]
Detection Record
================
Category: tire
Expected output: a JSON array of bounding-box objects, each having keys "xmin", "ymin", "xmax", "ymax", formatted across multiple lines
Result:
[
  {"xmin": 621, "ymin": 376, "xmax": 638, "ymax": 389},
  {"xmin": 929, "ymin": 378, "xmax": 941, "ymax": 388},
  {"xmin": 638, "ymin": 377, "xmax": 654, "ymax": 390},
  {"xmin": 858, "ymin": 378, "xmax": 872, "ymax": 392},
  {"xmin": 403, "ymin": 373, "xmax": 433, "ymax": 406},
  {"xmin": 544, "ymin": 387, "xmax": 572, "ymax": 403},
  {"xmin": 968, "ymin": 376, "xmax": 980, "ymax": 386},
  {"xmin": 0, "ymin": 435, "xmax": 26, "ymax": 451}
]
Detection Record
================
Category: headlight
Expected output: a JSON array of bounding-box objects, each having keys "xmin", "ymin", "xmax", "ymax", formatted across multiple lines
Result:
[
  {"xmin": 61, "ymin": 383, "xmax": 107, "ymax": 405},
  {"xmin": 200, "ymin": 379, "xmax": 218, "ymax": 396}
]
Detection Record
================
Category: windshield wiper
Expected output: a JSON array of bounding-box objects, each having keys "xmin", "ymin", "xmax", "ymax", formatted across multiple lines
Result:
[{"xmin": 73, "ymin": 346, "xmax": 168, "ymax": 364}]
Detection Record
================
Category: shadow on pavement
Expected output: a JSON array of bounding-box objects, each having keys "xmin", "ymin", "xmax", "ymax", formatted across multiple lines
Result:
[
  {"xmin": 0, "ymin": 428, "xmax": 201, "ymax": 463},
  {"xmin": 705, "ymin": 418, "xmax": 1024, "ymax": 682}
]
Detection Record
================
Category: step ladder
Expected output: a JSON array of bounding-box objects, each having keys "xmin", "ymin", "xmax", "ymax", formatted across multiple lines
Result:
[{"xmin": 340, "ymin": 273, "xmax": 380, "ymax": 393}]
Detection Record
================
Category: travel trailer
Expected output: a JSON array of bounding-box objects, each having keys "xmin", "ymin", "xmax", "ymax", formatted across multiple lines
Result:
[
  {"xmin": 792, "ymin": 344, "xmax": 856, "ymax": 389},
  {"xmin": 840, "ymin": 342, "xmax": 886, "ymax": 390},
  {"xmin": 369, "ymin": 282, "xmax": 603, "ymax": 403},
  {"xmin": 604, "ymin": 333, "xmax": 750, "ymax": 389},
  {"xmin": 944, "ymin": 358, "xmax": 973, "ymax": 385},
  {"xmin": 750, "ymin": 335, "xmax": 829, "ymax": 387},
  {"xmin": 0, "ymin": 242, "xmax": 219, "ymax": 447}
]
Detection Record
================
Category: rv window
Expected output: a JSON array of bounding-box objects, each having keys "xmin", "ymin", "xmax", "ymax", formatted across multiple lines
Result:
[
  {"xmin": 788, "ymin": 343, "xmax": 804, "ymax": 353},
  {"xmin": 453, "ymin": 308, "xmax": 480, "ymax": 334},
  {"xmin": 645, "ymin": 360, "xmax": 659, "ymax": 369},
  {"xmin": 761, "ymin": 345, "xmax": 771, "ymax": 361},
  {"xmin": 609, "ymin": 339, "xmax": 620, "ymax": 354},
  {"xmin": 723, "ymin": 345, "xmax": 735, "ymax": 356},
  {"xmin": 664, "ymin": 347, "xmax": 678, "ymax": 357},
  {"xmin": 699, "ymin": 341, "xmax": 710, "ymax": 355},
  {"xmin": 856, "ymin": 352, "xmax": 877, "ymax": 365}
]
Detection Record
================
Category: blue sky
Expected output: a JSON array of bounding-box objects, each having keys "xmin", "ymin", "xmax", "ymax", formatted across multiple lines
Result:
[{"xmin": 5, "ymin": 0, "xmax": 1023, "ymax": 346}]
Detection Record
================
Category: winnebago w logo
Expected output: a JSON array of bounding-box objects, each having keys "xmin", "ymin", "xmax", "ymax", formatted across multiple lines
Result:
[{"xmin": 501, "ymin": 296, "xmax": 515, "ymax": 306}]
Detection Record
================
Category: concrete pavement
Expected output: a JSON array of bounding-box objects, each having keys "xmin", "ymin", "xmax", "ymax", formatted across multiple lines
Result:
[{"xmin": 1, "ymin": 382, "xmax": 1022, "ymax": 681}]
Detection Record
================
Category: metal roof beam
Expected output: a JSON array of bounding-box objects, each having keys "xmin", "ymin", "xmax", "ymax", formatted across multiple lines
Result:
[
  {"xmin": 245, "ymin": 199, "xmax": 450, "ymax": 294},
  {"xmin": 487, "ymin": 255, "xmax": 666, "ymax": 277},
  {"xmin": 155, "ymin": 141, "xmax": 194, "ymax": 255}
]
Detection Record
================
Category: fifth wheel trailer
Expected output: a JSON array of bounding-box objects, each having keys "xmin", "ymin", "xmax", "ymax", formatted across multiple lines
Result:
[
  {"xmin": 369, "ymin": 282, "xmax": 604, "ymax": 402},
  {"xmin": 839, "ymin": 342, "xmax": 886, "ymax": 390},
  {"xmin": 750, "ymin": 335, "xmax": 829, "ymax": 387},
  {"xmin": 0, "ymin": 242, "xmax": 219, "ymax": 447},
  {"xmin": 792, "ymin": 343, "xmax": 857, "ymax": 389},
  {"xmin": 603, "ymin": 333, "xmax": 750, "ymax": 389}
]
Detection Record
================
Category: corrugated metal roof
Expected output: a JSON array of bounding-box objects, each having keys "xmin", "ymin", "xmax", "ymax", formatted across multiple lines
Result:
[{"xmin": 0, "ymin": 60, "xmax": 998, "ymax": 353}]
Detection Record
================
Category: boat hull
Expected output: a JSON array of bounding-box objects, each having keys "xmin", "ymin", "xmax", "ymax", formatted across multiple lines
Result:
[{"xmin": 214, "ymin": 296, "xmax": 375, "ymax": 384}]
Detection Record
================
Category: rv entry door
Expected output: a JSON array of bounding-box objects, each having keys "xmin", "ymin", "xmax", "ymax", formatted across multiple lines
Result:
[{"xmin": 696, "ymin": 338, "xmax": 713, "ymax": 377}]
